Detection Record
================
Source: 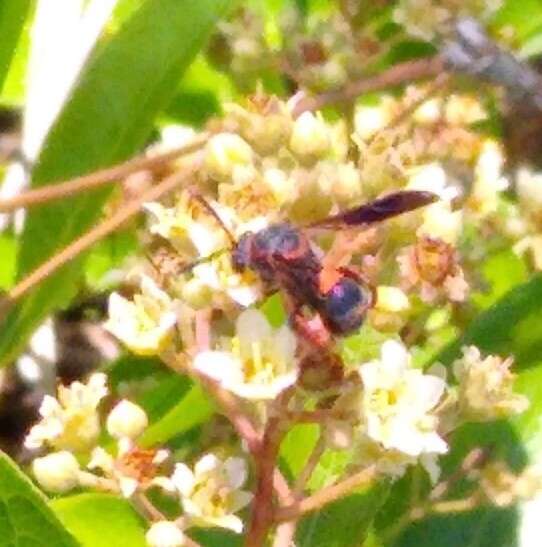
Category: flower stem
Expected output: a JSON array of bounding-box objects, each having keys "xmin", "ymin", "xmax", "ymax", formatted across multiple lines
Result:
[
  {"xmin": 0, "ymin": 133, "xmax": 208, "ymax": 213},
  {"xmin": 275, "ymin": 465, "xmax": 377, "ymax": 523}
]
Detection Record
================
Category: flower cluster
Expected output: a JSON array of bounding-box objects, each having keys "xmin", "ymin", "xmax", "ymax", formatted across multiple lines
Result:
[{"xmin": 26, "ymin": 375, "xmax": 252, "ymax": 546}]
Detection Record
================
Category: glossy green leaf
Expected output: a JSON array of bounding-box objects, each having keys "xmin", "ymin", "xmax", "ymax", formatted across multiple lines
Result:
[
  {"xmin": 139, "ymin": 382, "xmax": 215, "ymax": 448},
  {"xmin": 51, "ymin": 493, "xmax": 146, "ymax": 547},
  {"xmin": 297, "ymin": 482, "xmax": 391, "ymax": 547},
  {"xmin": 0, "ymin": 450, "xmax": 78, "ymax": 547},
  {"xmin": 0, "ymin": 235, "xmax": 17, "ymax": 290},
  {"xmin": 0, "ymin": 0, "xmax": 233, "ymax": 366},
  {"xmin": 0, "ymin": 0, "xmax": 32, "ymax": 93},
  {"xmin": 391, "ymin": 508, "xmax": 518, "ymax": 547}
]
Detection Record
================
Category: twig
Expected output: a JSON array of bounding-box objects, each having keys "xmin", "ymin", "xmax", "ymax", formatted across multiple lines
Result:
[
  {"xmin": 0, "ymin": 134, "xmax": 208, "ymax": 213},
  {"xmin": 292, "ymin": 55, "xmax": 445, "ymax": 116},
  {"xmin": 246, "ymin": 390, "xmax": 293, "ymax": 547},
  {"xmin": 2, "ymin": 161, "xmax": 201, "ymax": 311},
  {"xmin": 272, "ymin": 431, "xmax": 327, "ymax": 547},
  {"xmin": 293, "ymin": 432, "xmax": 326, "ymax": 497},
  {"xmin": 275, "ymin": 465, "xmax": 377, "ymax": 523}
]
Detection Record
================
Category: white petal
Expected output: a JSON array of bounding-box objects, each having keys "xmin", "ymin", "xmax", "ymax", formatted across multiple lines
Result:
[
  {"xmin": 272, "ymin": 325, "xmax": 297, "ymax": 364},
  {"xmin": 229, "ymin": 371, "xmax": 298, "ymax": 401},
  {"xmin": 208, "ymin": 514, "xmax": 245, "ymax": 534},
  {"xmin": 411, "ymin": 374, "xmax": 446, "ymax": 411},
  {"xmin": 235, "ymin": 309, "xmax": 272, "ymax": 346},
  {"xmin": 188, "ymin": 222, "xmax": 221, "ymax": 257},
  {"xmin": 193, "ymin": 351, "xmax": 244, "ymax": 386},
  {"xmin": 227, "ymin": 285, "xmax": 260, "ymax": 307},
  {"xmin": 381, "ymin": 340, "xmax": 409, "ymax": 370},
  {"xmin": 172, "ymin": 463, "xmax": 196, "ymax": 496},
  {"xmin": 119, "ymin": 477, "xmax": 139, "ymax": 498},
  {"xmin": 195, "ymin": 453, "xmax": 220, "ymax": 476},
  {"xmin": 230, "ymin": 490, "xmax": 253, "ymax": 513},
  {"xmin": 224, "ymin": 457, "xmax": 248, "ymax": 489}
]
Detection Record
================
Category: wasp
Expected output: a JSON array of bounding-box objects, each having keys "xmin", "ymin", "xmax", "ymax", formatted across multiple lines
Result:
[{"xmin": 184, "ymin": 189, "xmax": 437, "ymax": 348}]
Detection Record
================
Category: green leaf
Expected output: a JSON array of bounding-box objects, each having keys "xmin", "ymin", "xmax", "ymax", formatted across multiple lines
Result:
[
  {"xmin": 51, "ymin": 493, "xmax": 146, "ymax": 547},
  {"xmin": 494, "ymin": 0, "xmax": 542, "ymax": 41},
  {"xmin": 391, "ymin": 507, "xmax": 518, "ymax": 547},
  {"xmin": 297, "ymin": 482, "xmax": 391, "ymax": 547},
  {"xmin": 139, "ymin": 382, "xmax": 215, "ymax": 448},
  {"xmin": 0, "ymin": 450, "xmax": 78, "ymax": 547},
  {"xmin": 0, "ymin": 235, "xmax": 18, "ymax": 290},
  {"xmin": 0, "ymin": 0, "xmax": 32, "ymax": 93},
  {"xmin": 0, "ymin": 0, "xmax": 233, "ymax": 366}
]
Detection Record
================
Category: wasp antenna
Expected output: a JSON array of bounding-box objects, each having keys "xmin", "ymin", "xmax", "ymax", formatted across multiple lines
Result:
[
  {"xmin": 188, "ymin": 187, "xmax": 237, "ymax": 246},
  {"xmin": 178, "ymin": 247, "xmax": 231, "ymax": 274},
  {"xmin": 307, "ymin": 190, "xmax": 439, "ymax": 229}
]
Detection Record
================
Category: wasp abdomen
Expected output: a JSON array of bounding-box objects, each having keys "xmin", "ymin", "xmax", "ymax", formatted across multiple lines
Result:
[{"xmin": 321, "ymin": 277, "xmax": 371, "ymax": 335}]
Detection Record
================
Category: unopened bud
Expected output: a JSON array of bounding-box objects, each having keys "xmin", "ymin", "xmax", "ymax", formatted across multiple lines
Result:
[
  {"xmin": 204, "ymin": 133, "xmax": 253, "ymax": 180},
  {"xmin": 106, "ymin": 400, "xmax": 148, "ymax": 440},
  {"xmin": 263, "ymin": 168, "xmax": 295, "ymax": 205},
  {"xmin": 289, "ymin": 112, "xmax": 330, "ymax": 160},
  {"xmin": 146, "ymin": 521, "xmax": 186, "ymax": 547},
  {"xmin": 376, "ymin": 286, "xmax": 410, "ymax": 313},
  {"xmin": 32, "ymin": 451, "xmax": 81, "ymax": 493}
]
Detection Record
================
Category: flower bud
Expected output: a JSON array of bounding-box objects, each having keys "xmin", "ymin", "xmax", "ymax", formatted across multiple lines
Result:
[
  {"xmin": 263, "ymin": 168, "xmax": 295, "ymax": 205},
  {"xmin": 106, "ymin": 400, "xmax": 148, "ymax": 440},
  {"xmin": 289, "ymin": 112, "xmax": 330, "ymax": 160},
  {"xmin": 146, "ymin": 521, "xmax": 186, "ymax": 547},
  {"xmin": 180, "ymin": 277, "xmax": 214, "ymax": 309},
  {"xmin": 376, "ymin": 286, "xmax": 410, "ymax": 313},
  {"xmin": 204, "ymin": 133, "xmax": 253, "ymax": 180},
  {"xmin": 32, "ymin": 451, "xmax": 81, "ymax": 493}
]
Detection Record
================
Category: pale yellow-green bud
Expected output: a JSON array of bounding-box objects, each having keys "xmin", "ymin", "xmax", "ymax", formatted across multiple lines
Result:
[
  {"xmin": 204, "ymin": 133, "xmax": 254, "ymax": 180},
  {"xmin": 106, "ymin": 400, "xmax": 148, "ymax": 440},
  {"xmin": 146, "ymin": 521, "xmax": 186, "ymax": 547},
  {"xmin": 263, "ymin": 168, "xmax": 296, "ymax": 205},
  {"xmin": 180, "ymin": 277, "xmax": 214, "ymax": 309},
  {"xmin": 32, "ymin": 451, "xmax": 81, "ymax": 493},
  {"xmin": 289, "ymin": 112, "xmax": 330, "ymax": 160},
  {"xmin": 376, "ymin": 286, "xmax": 410, "ymax": 313}
]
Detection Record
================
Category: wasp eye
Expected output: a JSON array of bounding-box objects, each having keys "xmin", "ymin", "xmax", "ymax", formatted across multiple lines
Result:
[{"xmin": 323, "ymin": 278, "xmax": 370, "ymax": 335}]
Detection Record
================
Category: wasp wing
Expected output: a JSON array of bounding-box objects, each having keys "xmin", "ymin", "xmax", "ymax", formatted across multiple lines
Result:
[{"xmin": 307, "ymin": 190, "xmax": 438, "ymax": 229}]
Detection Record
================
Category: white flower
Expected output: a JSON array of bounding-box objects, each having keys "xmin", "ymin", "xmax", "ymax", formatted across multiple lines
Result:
[
  {"xmin": 393, "ymin": 0, "xmax": 450, "ymax": 41},
  {"xmin": 453, "ymin": 346, "xmax": 529, "ymax": 421},
  {"xmin": 289, "ymin": 112, "xmax": 330, "ymax": 160},
  {"xmin": 32, "ymin": 451, "xmax": 81, "ymax": 493},
  {"xmin": 406, "ymin": 163, "xmax": 462, "ymax": 245},
  {"xmin": 106, "ymin": 400, "xmax": 148, "ymax": 440},
  {"xmin": 104, "ymin": 275, "xmax": 178, "ymax": 356},
  {"xmin": 375, "ymin": 286, "xmax": 410, "ymax": 313},
  {"xmin": 470, "ymin": 140, "xmax": 508, "ymax": 217},
  {"xmin": 517, "ymin": 168, "xmax": 542, "ymax": 215},
  {"xmin": 25, "ymin": 373, "xmax": 107, "ymax": 452},
  {"xmin": 88, "ymin": 443, "xmax": 170, "ymax": 498},
  {"xmin": 191, "ymin": 259, "xmax": 261, "ymax": 308},
  {"xmin": 194, "ymin": 309, "xmax": 298, "ymax": 400},
  {"xmin": 445, "ymin": 94, "xmax": 486, "ymax": 126},
  {"xmin": 144, "ymin": 201, "xmax": 223, "ymax": 258},
  {"xmin": 359, "ymin": 340, "xmax": 448, "ymax": 457},
  {"xmin": 170, "ymin": 454, "xmax": 252, "ymax": 533},
  {"xmin": 204, "ymin": 133, "xmax": 254, "ymax": 181},
  {"xmin": 146, "ymin": 521, "xmax": 186, "ymax": 547},
  {"xmin": 354, "ymin": 99, "xmax": 395, "ymax": 140}
]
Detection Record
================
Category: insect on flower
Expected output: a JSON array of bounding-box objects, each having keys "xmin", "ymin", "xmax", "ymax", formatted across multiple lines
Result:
[{"xmin": 180, "ymin": 189, "xmax": 437, "ymax": 349}]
